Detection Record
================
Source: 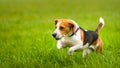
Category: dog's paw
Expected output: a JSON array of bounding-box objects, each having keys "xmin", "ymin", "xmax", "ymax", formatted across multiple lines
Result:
[
  {"xmin": 57, "ymin": 45, "xmax": 62, "ymax": 50},
  {"xmin": 68, "ymin": 50, "xmax": 73, "ymax": 56},
  {"xmin": 89, "ymin": 45, "xmax": 96, "ymax": 51}
]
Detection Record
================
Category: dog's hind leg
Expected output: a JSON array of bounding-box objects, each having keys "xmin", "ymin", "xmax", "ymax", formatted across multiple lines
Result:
[{"xmin": 96, "ymin": 38, "xmax": 103, "ymax": 53}]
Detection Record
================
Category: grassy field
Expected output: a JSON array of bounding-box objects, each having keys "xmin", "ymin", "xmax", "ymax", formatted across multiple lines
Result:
[{"xmin": 0, "ymin": 0, "xmax": 120, "ymax": 68}]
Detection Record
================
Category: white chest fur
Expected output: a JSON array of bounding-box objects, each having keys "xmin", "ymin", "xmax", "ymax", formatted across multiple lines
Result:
[{"xmin": 60, "ymin": 30, "xmax": 83, "ymax": 47}]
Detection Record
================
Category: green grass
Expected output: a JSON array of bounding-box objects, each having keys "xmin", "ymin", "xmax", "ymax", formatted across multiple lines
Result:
[{"xmin": 0, "ymin": 0, "xmax": 120, "ymax": 68}]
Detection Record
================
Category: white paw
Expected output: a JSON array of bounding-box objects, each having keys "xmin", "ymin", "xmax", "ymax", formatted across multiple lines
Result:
[
  {"xmin": 68, "ymin": 49, "xmax": 74, "ymax": 56},
  {"xmin": 68, "ymin": 51, "xmax": 73, "ymax": 56},
  {"xmin": 57, "ymin": 45, "xmax": 62, "ymax": 49}
]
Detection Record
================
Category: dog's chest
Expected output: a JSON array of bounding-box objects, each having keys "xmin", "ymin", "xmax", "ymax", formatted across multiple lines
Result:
[{"xmin": 61, "ymin": 36, "xmax": 80, "ymax": 47}]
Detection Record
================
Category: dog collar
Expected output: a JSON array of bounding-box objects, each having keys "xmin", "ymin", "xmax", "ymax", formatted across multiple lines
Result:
[{"xmin": 69, "ymin": 27, "xmax": 80, "ymax": 37}]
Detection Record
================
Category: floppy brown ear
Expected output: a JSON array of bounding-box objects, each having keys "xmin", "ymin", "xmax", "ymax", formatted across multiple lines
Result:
[
  {"xmin": 68, "ymin": 21, "xmax": 76, "ymax": 32},
  {"xmin": 54, "ymin": 19, "xmax": 58, "ymax": 25}
]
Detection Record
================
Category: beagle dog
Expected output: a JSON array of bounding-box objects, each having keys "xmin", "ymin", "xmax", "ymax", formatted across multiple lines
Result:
[{"xmin": 52, "ymin": 17, "xmax": 104, "ymax": 58}]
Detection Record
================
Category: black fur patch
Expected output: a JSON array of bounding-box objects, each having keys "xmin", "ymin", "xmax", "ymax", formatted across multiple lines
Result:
[{"xmin": 80, "ymin": 27, "xmax": 98, "ymax": 45}]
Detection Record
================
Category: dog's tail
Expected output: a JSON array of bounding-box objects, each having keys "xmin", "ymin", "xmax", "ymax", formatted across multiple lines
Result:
[{"xmin": 95, "ymin": 17, "xmax": 104, "ymax": 33}]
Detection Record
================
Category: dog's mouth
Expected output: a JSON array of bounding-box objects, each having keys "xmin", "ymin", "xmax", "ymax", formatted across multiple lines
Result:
[
  {"xmin": 55, "ymin": 38, "xmax": 61, "ymax": 40},
  {"xmin": 53, "ymin": 36, "xmax": 62, "ymax": 40}
]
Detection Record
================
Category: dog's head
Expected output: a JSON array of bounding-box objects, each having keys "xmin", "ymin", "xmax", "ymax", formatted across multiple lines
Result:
[{"xmin": 52, "ymin": 19, "xmax": 76, "ymax": 40}]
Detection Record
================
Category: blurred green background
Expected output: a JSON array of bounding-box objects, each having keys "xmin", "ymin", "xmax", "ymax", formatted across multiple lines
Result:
[{"xmin": 0, "ymin": 0, "xmax": 120, "ymax": 68}]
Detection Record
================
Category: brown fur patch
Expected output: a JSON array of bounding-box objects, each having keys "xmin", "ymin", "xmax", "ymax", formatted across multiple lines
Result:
[
  {"xmin": 55, "ymin": 19, "xmax": 75, "ymax": 36},
  {"xmin": 96, "ymin": 37, "xmax": 103, "ymax": 53},
  {"xmin": 91, "ymin": 37, "xmax": 102, "ymax": 53},
  {"xmin": 80, "ymin": 29, "xmax": 84, "ymax": 45}
]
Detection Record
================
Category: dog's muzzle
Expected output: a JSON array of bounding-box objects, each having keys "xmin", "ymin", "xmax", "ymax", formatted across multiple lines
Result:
[{"xmin": 52, "ymin": 33, "xmax": 60, "ymax": 40}]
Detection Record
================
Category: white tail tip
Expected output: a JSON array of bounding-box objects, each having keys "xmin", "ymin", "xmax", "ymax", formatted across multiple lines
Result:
[{"xmin": 99, "ymin": 17, "xmax": 104, "ymax": 25}]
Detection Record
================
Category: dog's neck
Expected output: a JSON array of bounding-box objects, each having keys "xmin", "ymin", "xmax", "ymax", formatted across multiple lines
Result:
[
  {"xmin": 69, "ymin": 21, "xmax": 80, "ymax": 37},
  {"xmin": 68, "ymin": 27, "xmax": 80, "ymax": 37}
]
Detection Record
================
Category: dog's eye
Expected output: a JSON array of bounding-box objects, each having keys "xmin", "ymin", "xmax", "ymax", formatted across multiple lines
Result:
[{"xmin": 59, "ymin": 26, "xmax": 64, "ymax": 30}]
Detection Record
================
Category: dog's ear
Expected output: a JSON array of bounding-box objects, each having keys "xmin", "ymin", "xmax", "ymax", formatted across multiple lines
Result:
[
  {"xmin": 68, "ymin": 21, "xmax": 76, "ymax": 32},
  {"xmin": 54, "ymin": 19, "xmax": 58, "ymax": 25}
]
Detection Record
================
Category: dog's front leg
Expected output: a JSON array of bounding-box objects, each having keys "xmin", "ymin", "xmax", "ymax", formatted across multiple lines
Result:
[
  {"xmin": 68, "ymin": 45, "xmax": 81, "ymax": 56},
  {"xmin": 57, "ymin": 40, "xmax": 63, "ymax": 49},
  {"xmin": 68, "ymin": 43, "xmax": 89, "ymax": 56}
]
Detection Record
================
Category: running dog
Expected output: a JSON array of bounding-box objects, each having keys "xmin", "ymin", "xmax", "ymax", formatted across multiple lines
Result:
[{"xmin": 52, "ymin": 17, "xmax": 104, "ymax": 58}]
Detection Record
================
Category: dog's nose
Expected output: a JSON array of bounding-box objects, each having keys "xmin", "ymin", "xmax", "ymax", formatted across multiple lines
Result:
[{"xmin": 52, "ymin": 33, "xmax": 57, "ymax": 37}]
